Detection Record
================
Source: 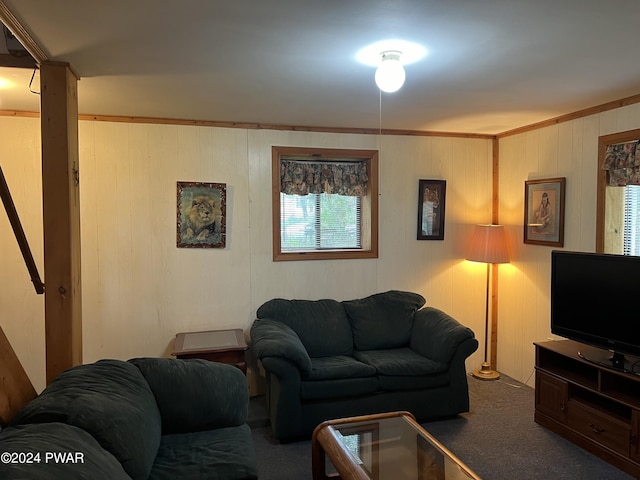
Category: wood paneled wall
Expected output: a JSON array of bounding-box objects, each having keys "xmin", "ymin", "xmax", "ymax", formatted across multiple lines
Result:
[
  {"xmin": 5, "ymin": 100, "xmax": 640, "ymax": 392},
  {"xmin": 497, "ymin": 103, "xmax": 640, "ymax": 385},
  {"xmin": 0, "ymin": 118, "xmax": 492, "ymax": 392}
]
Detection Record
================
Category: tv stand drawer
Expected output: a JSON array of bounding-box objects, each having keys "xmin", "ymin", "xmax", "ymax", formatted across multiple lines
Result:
[{"xmin": 567, "ymin": 400, "xmax": 631, "ymax": 456}]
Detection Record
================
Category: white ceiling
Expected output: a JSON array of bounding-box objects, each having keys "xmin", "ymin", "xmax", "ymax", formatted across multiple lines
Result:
[{"xmin": 1, "ymin": 0, "xmax": 640, "ymax": 135}]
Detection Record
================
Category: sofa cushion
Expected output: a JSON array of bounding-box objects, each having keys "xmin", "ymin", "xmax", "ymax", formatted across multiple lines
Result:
[
  {"xmin": 257, "ymin": 298, "xmax": 353, "ymax": 357},
  {"xmin": 0, "ymin": 422, "xmax": 130, "ymax": 480},
  {"xmin": 149, "ymin": 425, "xmax": 258, "ymax": 480},
  {"xmin": 300, "ymin": 377, "xmax": 379, "ymax": 400},
  {"xmin": 353, "ymin": 348, "xmax": 447, "ymax": 376},
  {"xmin": 306, "ymin": 355, "xmax": 376, "ymax": 380},
  {"xmin": 9, "ymin": 359, "xmax": 161, "ymax": 480},
  {"xmin": 129, "ymin": 358, "xmax": 248, "ymax": 434},
  {"xmin": 343, "ymin": 291, "xmax": 426, "ymax": 350}
]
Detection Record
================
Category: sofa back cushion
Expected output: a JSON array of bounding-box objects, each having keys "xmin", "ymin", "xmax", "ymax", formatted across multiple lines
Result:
[
  {"xmin": 343, "ymin": 290, "xmax": 426, "ymax": 350},
  {"xmin": 9, "ymin": 360, "xmax": 161, "ymax": 480},
  {"xmin": 257, "ymin": 298, "xmax": 353, "ymax": 357},
  {"xmin": 129, "ymin": 357, "xmax": 248, "ymax": 435}
]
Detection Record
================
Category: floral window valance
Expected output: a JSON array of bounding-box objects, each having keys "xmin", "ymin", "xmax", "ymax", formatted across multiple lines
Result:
[
  {"xmin": 280, "ymin": 160, "xmax": 368, "ymax": 196},
  {"xmin": 602, "ymin": 140, "xmax": 640, "ymax": 186}
]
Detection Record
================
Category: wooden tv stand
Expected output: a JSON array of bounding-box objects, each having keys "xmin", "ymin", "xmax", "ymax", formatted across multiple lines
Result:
[{"xmin": 534, "ymin": 340, "xmax": 640, "ymax": 477}]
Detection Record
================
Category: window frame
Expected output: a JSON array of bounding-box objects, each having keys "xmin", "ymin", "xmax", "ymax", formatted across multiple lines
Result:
[
  {"xmin": 272, "ymin": 146, "xmax": 378, "ymax": 261},
  {"xmin": 596, "ymin": 128, "xmax": 640, "ymax": 252}
]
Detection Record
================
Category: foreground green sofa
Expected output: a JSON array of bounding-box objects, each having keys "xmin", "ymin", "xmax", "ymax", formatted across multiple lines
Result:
[
  {"xmin": 251, "ymin": 290, "xmax": 479, "ymax": 442},
  {"xmin": 0, "ymin": 358, "xmax": 258, "ymax": 480}
]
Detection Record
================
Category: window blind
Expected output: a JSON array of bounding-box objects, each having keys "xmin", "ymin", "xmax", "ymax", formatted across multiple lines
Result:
[
  {"xmin": 623, "ymin": 185, "xmax": 640, "ymax": 255},
  {"xmin": 280, "ymin": 193, "xmax": 361, "ymax": 251}
]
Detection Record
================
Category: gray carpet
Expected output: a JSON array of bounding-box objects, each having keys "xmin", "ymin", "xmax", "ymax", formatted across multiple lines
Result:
[{"xmin": 250, "ymin": 374, "xmax": 635, "ymax": 479}]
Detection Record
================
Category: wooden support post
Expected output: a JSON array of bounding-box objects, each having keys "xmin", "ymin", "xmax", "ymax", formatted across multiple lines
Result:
[
  {"xmin": 490, "ymin": 138, "xmax": 500, "ymax": 371},
  {"xmin": 40, "ymin": 62, "xmax": 82, "ymax": 383}
]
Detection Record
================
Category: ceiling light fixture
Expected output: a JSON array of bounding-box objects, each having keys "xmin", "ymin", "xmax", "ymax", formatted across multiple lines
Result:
[{"xmin": 375, "ymin": 50, "xmax": 405, "ymax": 93}]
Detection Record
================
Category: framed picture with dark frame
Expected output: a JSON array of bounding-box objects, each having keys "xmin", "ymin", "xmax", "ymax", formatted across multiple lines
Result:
[
  {"xmin": 417, "ymin": 179, "xmax": 446, "ymax": 240},
  {"xmin": 177, "ymin": 181, "xmax": 226, "ymax": 248},
  {"xmin": 524, "ymin": 177, "xmax": 565, "ymax": 247}
]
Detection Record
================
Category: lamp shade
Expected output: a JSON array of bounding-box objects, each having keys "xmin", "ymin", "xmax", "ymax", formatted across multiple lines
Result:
[
  {"xmin": 375, "ymin": 51, "xmax": 405, "ymax": 93},
  {"xmin": 467, "ymin": 224, "xmax": 510, "ymax": 264}
]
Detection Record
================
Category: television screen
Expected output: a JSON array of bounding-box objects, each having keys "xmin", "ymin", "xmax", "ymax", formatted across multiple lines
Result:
[{"xmin": 551, "ymin": 250, "xmax": 640, "ymax": 370}]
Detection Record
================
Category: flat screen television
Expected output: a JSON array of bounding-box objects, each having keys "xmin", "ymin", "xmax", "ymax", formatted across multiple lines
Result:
[{"xmin": 551, "ymin": 250, "xmax": 640, "ymax": 374}]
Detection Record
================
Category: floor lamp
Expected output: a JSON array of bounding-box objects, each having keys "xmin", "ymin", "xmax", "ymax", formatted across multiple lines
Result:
[{"xmin": 466, "ymin": 224, "xmax": 510, "ymax": 381}]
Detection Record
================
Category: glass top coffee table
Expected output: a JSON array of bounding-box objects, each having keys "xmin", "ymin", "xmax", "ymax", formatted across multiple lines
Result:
[{"xmin": 312, "ymin": 411, "xmax": 480, "ymax": 480}]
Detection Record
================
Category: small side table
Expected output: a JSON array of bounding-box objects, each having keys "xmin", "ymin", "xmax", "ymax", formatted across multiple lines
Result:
[{"xmin": 171, "ymin": 328, "xmax": 248, "ymax": 373}]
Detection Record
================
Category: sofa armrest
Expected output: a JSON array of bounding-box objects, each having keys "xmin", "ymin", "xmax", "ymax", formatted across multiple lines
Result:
[
  {"xmin": 410, "ymin": 307, "xmax": 477, "ymax": 363},
  {"xmin": 250, "ymin": 319, "xmax": 312, "ymax": 375},
  {"xmin": 129, "ymin": 357, "xmax": 248, "ymax": 435}
]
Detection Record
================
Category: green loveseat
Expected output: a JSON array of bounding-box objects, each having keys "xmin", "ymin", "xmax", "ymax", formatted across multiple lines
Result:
[
  {"xmin": 250, "ymin": 290, "xmax": 479, "ymax": 442},
  {"xmin": 0, "ymin": 358, "xmax": 258, "ymax": 480}
]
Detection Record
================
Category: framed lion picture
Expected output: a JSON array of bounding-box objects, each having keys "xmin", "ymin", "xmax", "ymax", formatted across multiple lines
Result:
[{"xmin": 177, "ymin": 181, "xmax": 226, "ymax": 248}]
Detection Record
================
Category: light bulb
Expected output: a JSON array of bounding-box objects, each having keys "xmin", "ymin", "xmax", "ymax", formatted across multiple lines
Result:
[{"xmin": 375, "ymin": 51, "xmax": 405, "ymax": 93}]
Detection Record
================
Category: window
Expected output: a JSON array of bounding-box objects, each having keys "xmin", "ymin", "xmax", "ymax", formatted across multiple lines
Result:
[
  {"xmin": 280, "ymin": 193, "xmax": 361, "ymax": 251},
  {"xmin": 272, "ymin": 146, "xmax": 378, "ymax": 261}
]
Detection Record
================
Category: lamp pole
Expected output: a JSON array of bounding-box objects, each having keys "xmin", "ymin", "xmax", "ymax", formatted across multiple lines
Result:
[
  {"xmin": 467, "ymin": 224, "xmax": 509, "ymax": 381},
  {"xmin": 472, "ymin": 261, "xmax": 499, "ymax": 380}
]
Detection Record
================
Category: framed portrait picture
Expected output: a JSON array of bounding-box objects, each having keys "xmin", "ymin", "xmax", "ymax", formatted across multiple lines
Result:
[
  {"xmin": 524, "ymin": 177, "xmax": 565, "ymax": 246},
  {"xmin": 177, "ymin": 181, "xmax": 226, "ymax": 248},
  {"xmin": 417, "ymin": 179, "xmax": 446, "ymax": 240}
]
